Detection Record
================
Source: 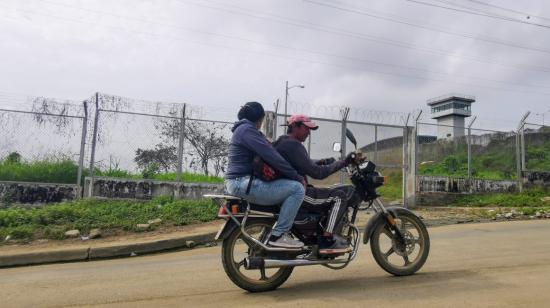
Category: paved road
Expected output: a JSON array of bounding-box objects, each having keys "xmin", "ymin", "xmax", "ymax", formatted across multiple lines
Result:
[{"xmin": 2, "ymin": 220, "xmax": 550, "ymax": 307}]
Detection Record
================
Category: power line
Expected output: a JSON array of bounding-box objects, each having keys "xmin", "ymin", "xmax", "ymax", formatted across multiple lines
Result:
[
  {"xmin": 403, "ymin": 0, "xmax": 550, "ymax": 29},
  {"xmin": 2, "ymin": 4, "xmax": 550, "ymax": 97},
  {"xmin": 26, "ymin": 1, "xmax": 550, "ymax": 90},
  {"xmin": 303, "ymin": 0, "xmax": 550, "ymax": 54},
  {"xmin": 462, "ymin": 0, "xmax": 550, "ymax": 22},
  {"xmin": 175, "ymin": 0, "xmax": 550, "ymax": 74}
]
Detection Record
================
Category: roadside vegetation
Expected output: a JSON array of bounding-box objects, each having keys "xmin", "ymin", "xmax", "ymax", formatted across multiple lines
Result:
[
  {"xmin": 449, "ymin": 187, "xmax": 550, "ymax": 208},
  {"xmin": 419, "ymin": 132, "xmax": 550, "ymax": 180},
  {"xmin": 0, "ymin": 153, "xmax": 223, "ymax": 184},
  {"xmin": 0, "ymin": 196, "xmax": 217, "ymax": 243},
  {"xmin": 377, "ymin": 170, "xmax": 403, "ymax": 200}
]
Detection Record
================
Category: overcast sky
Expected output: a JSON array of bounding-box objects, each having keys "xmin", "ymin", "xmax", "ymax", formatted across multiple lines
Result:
[{"xmin": 1, "ymin": 0, "xmax": 550, "ymax": 130}]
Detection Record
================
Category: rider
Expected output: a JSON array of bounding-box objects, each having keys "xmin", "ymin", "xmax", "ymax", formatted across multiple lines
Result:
[
  {"xmin": 225, "ymin": 102, "xmax": 307, "ymax": 249},
  {"xmin": 275, "ymin": 114, "xmax": 354, "ymax": 254}
]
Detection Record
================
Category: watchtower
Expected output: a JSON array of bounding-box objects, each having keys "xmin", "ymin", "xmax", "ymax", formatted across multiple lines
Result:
[{"xmin": 427, "ymin": 94, "xmax": 475, "ymax": 139}]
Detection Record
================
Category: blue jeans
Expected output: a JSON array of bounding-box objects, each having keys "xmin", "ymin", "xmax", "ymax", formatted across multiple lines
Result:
[{"xmin": 224, "ymin": 177, "xmax": 305, "ymax": 237}]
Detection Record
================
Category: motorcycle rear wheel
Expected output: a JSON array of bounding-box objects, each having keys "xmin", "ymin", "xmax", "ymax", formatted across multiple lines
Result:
[
  {"xmin": 370, "ymin": 210, "xmax": 430, "ymax": 276},
  {"xmin": 221, "ymin": 219, "xmax": 294, "ymax": 292}
]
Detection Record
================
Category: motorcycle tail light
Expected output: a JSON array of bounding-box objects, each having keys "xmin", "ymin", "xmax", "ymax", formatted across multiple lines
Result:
[
  {"xmin": 383, "ymin": 176, "xmax": 388, "ymax": 184},
  {"xmin": 218, "ymin": 206, "xmax": 229, "ymax": 217}
]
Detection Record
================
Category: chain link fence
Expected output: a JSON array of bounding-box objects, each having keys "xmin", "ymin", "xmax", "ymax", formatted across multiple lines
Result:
[
  {"xmin": 522, "ymin": 122, "xmax": 550, "ymax": 172},
  {"xmin": 87, "ymin": 93, "xmax": 233, "ymax": 183},
  {"xmin": 416, "ymin": 122, "xmax": 520, "ymax": 181},
  {"xmin": 0, "ymin": 95, "xmax": 87, "ymax": 186},
  {"xmin": 1, "ymin": 91, "xmax": 549, "ymax": 201}
]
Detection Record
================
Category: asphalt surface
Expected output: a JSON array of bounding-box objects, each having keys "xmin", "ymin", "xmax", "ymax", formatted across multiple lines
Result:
[{"xmin": 1, "ymin": 220, "xmax": 550, "ymax": 308}]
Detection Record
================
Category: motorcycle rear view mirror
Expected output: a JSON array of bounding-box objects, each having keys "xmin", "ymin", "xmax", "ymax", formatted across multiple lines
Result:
[
  {"xmin": 346, "ymin": 129, "xmax": 357, "ymax": 150},
  {"xmin": 332, "ymin": 142, "xmax": 341, "ymax": 153}
]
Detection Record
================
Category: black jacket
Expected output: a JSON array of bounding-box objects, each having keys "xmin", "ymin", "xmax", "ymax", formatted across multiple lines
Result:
[{"xmin": 274, "ymin": 135, "xmax": 346, "ymax": 181}]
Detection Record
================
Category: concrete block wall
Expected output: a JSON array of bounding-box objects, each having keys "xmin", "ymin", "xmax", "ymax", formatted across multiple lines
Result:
[
  {"xmin": 523, "ymin": 171, "xmax": 550, "ymax": 188},
  {"xmin": 417, "ymin": 175, "xmax": 518, "ymax": 193},
  {"xmin": 0, "ymin": 181, "xmax": 78, "ymax": 206},
  {"xmin": 84, "ymin": 177, "xmax": 224, "ymax": 200}
]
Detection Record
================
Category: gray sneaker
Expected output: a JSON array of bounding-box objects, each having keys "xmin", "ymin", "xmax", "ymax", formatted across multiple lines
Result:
[{"xmin": 268, "ymin": 233, "xmax": 304, "ymax": 248}]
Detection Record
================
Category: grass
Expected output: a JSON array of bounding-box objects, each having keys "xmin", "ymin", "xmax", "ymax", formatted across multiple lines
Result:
[
  {"xmin": 377, "ymin": 170, "xmax": 403, "ymax": 200},
  {"xmin": 448, "ymin": 188, "xmax": 550, "ymax": 208},
  {"xmin": 418, "ymin": 133, "xmax": 550, "ymax": 180},
  {"xmin": 0, "ymin": 158, "xmax": 80, "ymax": 184},
  {"xmin": 96, "ymin": 169, "xmax": 223, "ymax": 183},
  {"xmin": 0, "ymin": 157, "xmax": 223, "ymax": 184},
  {"xmin": 0, "ymin": 196, "xmax": 218, "ymax": 242}
]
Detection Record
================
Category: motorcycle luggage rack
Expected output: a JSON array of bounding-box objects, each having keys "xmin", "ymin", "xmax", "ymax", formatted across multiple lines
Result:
[{"xmin": 204, "ymin": 194, "xmax": 305, "ymax": 253}]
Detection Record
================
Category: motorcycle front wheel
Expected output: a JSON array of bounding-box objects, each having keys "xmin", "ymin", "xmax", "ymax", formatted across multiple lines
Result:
[
  {"xmin": 370, "ymin": 210, "xmax": 430, "ymax": 276},
  {"xmin": 221, "ymin": 219, "xmax": 294, "ymax": 292}
]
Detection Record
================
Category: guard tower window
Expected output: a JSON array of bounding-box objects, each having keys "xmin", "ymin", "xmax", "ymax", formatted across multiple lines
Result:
[{"xmin": 431, "ymin": 102, "xmax": 471, "ymax": 113}]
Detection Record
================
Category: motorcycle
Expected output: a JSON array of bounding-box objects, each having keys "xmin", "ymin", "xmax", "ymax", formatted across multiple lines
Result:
[{"xmin": 205, "ymin": 129, "xmax": 430, "ymax": 292}]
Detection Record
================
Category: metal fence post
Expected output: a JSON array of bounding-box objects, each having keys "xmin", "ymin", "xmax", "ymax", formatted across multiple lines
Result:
[
  {"xmin": 402, "ymin": 113, "xmax": 411, "ymax": 206},
  {"xmin": 467, "ymin": 116, "xmax": 477, "ymax": 180},
  {"xmin": 176, "ymin": 103, "xmax": 187, "ymax": 182},
  {"xmin": 88, "ymin": 92, "xmax": 100, "ymax": 197},
  {"xmin": 273, "ymin": 99, "xmax": 279, "ymax": 140},
  {"xmin": 76, "ymin": 101, "xmax": 88, "ymax": 197},
  {"xmin": 374, "ymin": 125, "xmax": 378, "ymax": 163},
  {"xmin": 414, "ymin": 111, "xmax": 422, "ymax": 182},
  {"xmin": 516, "ymin": 112, "xmax": 531, "ymax": 192},
  {"xmin": 340, "ymin": 107, "xmax": 350, "ymax": 184},
  {"xmin": 521, "ymin": 123, "xmax": 527, "ymax": 171}
]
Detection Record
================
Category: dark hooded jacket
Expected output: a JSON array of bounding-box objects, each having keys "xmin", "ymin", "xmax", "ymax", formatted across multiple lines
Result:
[{"xmin": 225, "ymin": 119, "xmax": 304, "ymax": 182}]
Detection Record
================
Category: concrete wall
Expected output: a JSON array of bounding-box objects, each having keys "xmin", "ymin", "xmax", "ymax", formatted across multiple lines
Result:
[
  {"xmin": 415, "ymin": 175, "xmax": 518, "ymax": 207},
  {"xmin": 417, "ymin": 175, "xmax": 517, "ymax": 193},
  {"xmin": 0, "ymin": 181, "xmax": 78, "ymax": 206},
  {"xmin": 523, "ymin": 171, "xmax": 550, "ymax": 188},
  {"xmin": 84, "ymin": 177, "xmax": 224, "ymax": 200}
]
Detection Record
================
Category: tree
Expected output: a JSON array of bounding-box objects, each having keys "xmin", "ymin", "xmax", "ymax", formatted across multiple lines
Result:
[
  {"xmin": 134, "ymin": 144, "xmax": 177, "ymax": 173},
  {"xmin": 5, "ymin": 152, "xmax": 22, "ymax": 164},
  {"xmin": 182, "ymin": 121, "xmax": 229, "ymax": 176},
  {"xmin": 156, "ymin": 117, "xmax": 230, "ymax": 176}
]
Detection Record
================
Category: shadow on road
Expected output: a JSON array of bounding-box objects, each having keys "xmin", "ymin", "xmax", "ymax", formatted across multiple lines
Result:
[{"xmin": 248, "ymin": 268, "xmax": 504, "ymax": 302}]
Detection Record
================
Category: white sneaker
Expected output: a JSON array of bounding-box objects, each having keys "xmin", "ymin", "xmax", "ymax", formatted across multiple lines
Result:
[{"xmin": 268, "ymin": 233, "xmax": 304, "ymax": 248}]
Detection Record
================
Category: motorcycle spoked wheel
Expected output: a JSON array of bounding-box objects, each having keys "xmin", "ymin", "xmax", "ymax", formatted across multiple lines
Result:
[
  {"xmin": 370, "ymin": 211, "xmax": 430, "ymax": 276},
  {"xmin": 221, "ymin": 219, "xmax": 294, "ymax": 292}
]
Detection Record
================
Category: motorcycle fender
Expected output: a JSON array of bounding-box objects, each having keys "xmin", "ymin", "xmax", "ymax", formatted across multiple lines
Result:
[
  {"xmin": 362, "ymin": 207, "xmax": 417, "ymax": 245},
  {"xmin": 215, "ymin": 219, "xmax": 239, "ymax": 241}
]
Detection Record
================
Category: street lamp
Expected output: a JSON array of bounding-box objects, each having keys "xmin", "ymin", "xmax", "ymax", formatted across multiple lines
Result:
[{"xmin": 284, "ymin": 80, "xmax": 305, "ymax": 121}]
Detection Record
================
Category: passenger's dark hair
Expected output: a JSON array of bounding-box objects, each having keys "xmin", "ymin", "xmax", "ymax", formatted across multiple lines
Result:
[{"xmin": 238, "ymin": 101, "xmax": 265, "ymax": 122}]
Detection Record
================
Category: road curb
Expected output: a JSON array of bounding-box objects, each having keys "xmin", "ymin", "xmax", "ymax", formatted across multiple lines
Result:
[
  {"xmin": 88, "ymin": 232, "xmax": 218, "ymax": 260},
  {"xmin": 0, "ymin": 232, "xmax": 218, "ymax": 268},
  {"xmin": 0, "ymin": 248, "xmax": 90, "ymax": 268}
]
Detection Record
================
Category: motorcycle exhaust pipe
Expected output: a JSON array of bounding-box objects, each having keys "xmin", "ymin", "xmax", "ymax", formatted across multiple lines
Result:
[{"xmin": 244, "ymin": 257, "xmax": 347, "ymax": 269}]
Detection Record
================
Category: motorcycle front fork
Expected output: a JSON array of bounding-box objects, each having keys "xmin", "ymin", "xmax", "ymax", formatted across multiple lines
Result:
[{"xmin": 372, "ymin": 198, "xmax": 407, "ymax": 246}]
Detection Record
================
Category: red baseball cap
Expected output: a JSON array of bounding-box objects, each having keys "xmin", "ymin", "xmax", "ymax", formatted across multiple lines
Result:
[{"xmin": 286, "ymin": 114, "xmax": 319, "ymax": 130}]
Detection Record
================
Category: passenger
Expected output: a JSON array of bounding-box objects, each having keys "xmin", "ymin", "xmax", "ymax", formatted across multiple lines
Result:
[{"xmin": 224, "ymin": 102, "xmax": 306, "ymax": 248}]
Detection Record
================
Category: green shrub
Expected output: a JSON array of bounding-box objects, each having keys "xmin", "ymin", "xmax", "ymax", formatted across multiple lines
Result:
[
  {"xmin": 8, "ymin": 225, "xmax": 34, "ymax": 240},
  {"xmin": 0, "ymin": 198, "xmax": 218, "ymax": 242}
]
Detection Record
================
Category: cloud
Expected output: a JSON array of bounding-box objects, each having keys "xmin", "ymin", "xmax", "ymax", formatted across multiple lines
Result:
[{"xmin": 0, "ymin": 0, "xmax": 549, "ymax": 131}]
